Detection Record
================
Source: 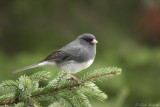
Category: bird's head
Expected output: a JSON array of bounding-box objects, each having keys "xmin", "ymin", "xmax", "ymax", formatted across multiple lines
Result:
[{"xmin": 78, "ymin": 33, "xmax": 98, "ymax": 45}]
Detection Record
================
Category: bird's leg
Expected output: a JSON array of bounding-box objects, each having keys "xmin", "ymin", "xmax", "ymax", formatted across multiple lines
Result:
[
  {"xmin": 68, "ymin": 75, "xmax": 80, "ymax": 84},
  {"xmin": 69, "ymin": 75, "xmax": 78, "ymax": 81}
]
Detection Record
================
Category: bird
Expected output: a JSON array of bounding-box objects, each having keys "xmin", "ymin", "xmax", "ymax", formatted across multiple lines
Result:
[{"xmin": 15, "ymin": 33, "xmax": 98, "ymax": 74}]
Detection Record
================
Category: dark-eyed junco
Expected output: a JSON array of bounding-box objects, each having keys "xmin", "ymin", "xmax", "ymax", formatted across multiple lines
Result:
[{"xmin": 15, "ymin": 33, "xmax": 98, "ymax": 74}]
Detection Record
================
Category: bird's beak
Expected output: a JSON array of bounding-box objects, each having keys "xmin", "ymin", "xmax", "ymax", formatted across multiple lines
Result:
[{"xmin": 91, "ymin": 39, "xmax": 98, "ymax": 44}]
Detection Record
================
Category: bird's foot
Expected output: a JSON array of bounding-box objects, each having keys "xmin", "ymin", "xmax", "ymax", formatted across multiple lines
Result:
[{"xmin": 68, "ymin": 75, "xmax": 80, "ymax": 84}]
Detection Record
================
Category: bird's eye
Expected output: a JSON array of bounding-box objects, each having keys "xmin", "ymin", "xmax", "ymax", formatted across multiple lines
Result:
[{"xmin": 84, "ymin": 37, "xmax": 93, "ymax": 42}]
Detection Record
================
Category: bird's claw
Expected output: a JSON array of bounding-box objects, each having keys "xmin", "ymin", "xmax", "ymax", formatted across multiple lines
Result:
[{"xmin": 68, "ymin": 75, "xmax": 80, "ymax": 84}]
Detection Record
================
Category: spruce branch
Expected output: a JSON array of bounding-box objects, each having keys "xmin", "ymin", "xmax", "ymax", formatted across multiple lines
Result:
[
  {"xmin": 0, "ymin": 80, "xmax": 18, "ymax": 91},
  {"xmin": 0, "ymin": 67, "xmax": 122, "ymax": 107},
  {"xmin": 30, "ymin": 71, "xmax": 50, "ymax": 81}
]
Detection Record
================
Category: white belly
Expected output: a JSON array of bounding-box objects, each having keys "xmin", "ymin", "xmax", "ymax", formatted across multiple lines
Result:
[{"xmin": 59, "ymin": 59, "xmax": 94, "ymax": 74}]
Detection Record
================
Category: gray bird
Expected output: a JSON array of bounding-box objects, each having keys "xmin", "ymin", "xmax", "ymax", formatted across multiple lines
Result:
[{"xmin": 15, "ymin": 33, "xmax": 98, "ymax": 74}]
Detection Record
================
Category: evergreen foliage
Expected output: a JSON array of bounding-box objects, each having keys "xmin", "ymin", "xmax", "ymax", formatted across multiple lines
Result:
[{"xmin": 0, "ymin": 67, "xmax": 122, "ymax": 107}]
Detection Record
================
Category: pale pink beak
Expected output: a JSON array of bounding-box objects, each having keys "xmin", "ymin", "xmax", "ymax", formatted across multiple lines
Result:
[{"xmin": 91, "ymin": 39, "xmax": 98, "ymax": 44}]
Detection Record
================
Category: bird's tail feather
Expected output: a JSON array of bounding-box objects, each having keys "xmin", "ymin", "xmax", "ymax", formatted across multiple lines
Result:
[{"xmin": 14, "ymin": 61, "xmax": 52, "ymax": 73}]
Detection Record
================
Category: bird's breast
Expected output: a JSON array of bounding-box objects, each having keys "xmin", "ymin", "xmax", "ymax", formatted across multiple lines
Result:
[{"xmin": 57, "ymin": 59, "xmax": 94, "ymax": 74}]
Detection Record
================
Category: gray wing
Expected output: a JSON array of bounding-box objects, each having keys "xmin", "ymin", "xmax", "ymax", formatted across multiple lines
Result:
[{"xmin": 42, "ymin": 46, "xmax": 81, "ymax": 63}]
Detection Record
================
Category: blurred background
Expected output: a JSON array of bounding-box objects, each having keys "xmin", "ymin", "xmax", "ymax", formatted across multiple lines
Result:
[{"xmin": 0, "ymin": 0, "xmax": 160, "ymax": 107}]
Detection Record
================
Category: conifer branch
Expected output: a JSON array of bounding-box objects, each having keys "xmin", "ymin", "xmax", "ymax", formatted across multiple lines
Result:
[{"xmin": 0, "ymin": 67, "xmax": 122, "ymax": 107}]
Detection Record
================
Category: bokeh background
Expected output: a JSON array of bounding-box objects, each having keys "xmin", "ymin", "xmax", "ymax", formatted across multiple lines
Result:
[{"xmin": 0, "ymin": 0, "xmax": 160, "ymax": 107}]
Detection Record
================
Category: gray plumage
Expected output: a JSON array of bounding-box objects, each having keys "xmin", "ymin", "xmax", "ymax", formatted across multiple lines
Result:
[{"xmin": 15, "ymin": 33, "xmax": 97, "ymax": 74}]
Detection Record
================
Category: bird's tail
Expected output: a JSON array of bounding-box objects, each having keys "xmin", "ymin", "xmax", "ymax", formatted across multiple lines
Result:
[{"xmin": 14, "ymin": 61, "xmax": 53, "ymax": 73}]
